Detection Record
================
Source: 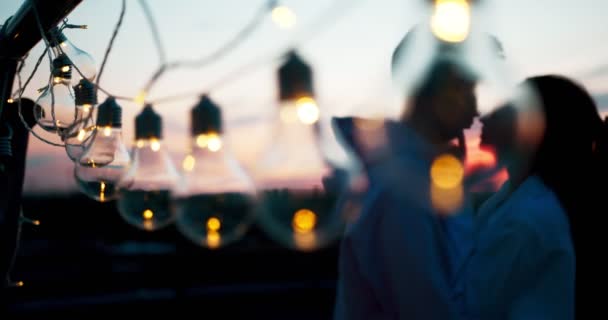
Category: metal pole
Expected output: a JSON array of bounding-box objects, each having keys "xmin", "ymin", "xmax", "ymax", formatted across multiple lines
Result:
[{"xmin": 0, "ymin": 0, "xmax": 83, "ymax": 290}]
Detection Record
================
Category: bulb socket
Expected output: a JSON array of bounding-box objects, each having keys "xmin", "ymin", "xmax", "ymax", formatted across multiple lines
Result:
[
  {"xmin": 52, "ymin": 54, "xmax": 72, "ymax": 79},
  {"xmin": 191, "ymin": 95, "xmax": 222, "ymax": 136},
  {"xmin": 46, "ymin": 26, "xmax": 68, "ymax": 46},
  {"xmin": 96, "ymin": 97, "xmax": 122, "ymax": 128},
  {"xmin": 135, "ymin": 104, "xmax": 163, "ymax": 139},
  {"xmin": 74, "ymin": 79, "xmax": 98, "ymax": 106},
  {"xmin": 278, "ymin": 50, "xmax": 314, "ymax": 102}
]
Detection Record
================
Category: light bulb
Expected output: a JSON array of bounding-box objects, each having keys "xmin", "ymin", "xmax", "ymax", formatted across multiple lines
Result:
[
  {"xmin": 252, "ymin": 52, "xmax": 348, "ymax": 251},
  {"xmin": 48, "ymin": 27, "xmax": 96, "ymax": 82},
  {"xmin": 64, "ymin": 79, "xmax": 97, "ymax": 162},
  {"xmin": 34, "ymin": 54, "xmax": 78, "ymax": 135},
  {"xmin": 75, "ymin": 97, "xmax": 130, "ymax": 202},
  {"xmin": 385, "ymin": 0, "xmax": 543, "ymax": 199},
  {"xmin": 116, "ymin": 105, "xmax": 180, "ymax": 231},
  {"xmin": 271, "ymin": 5, "xmax": 297, "ymax": 29},
  {"xmin": 174, "ymin": 96, "xmax": 256, "ymax": 249},
  {"xmin": 430, "ymin": 0, "xmax": 471, "ymax": 43}
]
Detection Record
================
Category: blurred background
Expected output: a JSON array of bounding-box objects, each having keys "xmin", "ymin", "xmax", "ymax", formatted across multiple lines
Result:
[{"xmin": 2, "ymin": 0, "xmax": 608, "ymax": 318}]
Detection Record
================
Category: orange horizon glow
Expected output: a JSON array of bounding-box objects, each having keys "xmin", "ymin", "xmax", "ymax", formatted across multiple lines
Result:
[{"xmin": 463, "ymin": 130, "xmax": 509, "ymax": 192}]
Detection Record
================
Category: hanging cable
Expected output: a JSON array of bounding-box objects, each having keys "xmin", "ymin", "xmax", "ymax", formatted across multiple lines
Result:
[
  {"xmin": 140, "ymin": 0, "xmax": 277, "ymax": 97},
  {"xmin": 150, "ymin": 0, "xmax": 366, "ymax": 105}
]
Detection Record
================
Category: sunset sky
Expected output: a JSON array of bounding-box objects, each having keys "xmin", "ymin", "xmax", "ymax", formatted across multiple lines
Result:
[{"xmin": 1, "ymin": 0, "xmax": 607, "ymax": 194}]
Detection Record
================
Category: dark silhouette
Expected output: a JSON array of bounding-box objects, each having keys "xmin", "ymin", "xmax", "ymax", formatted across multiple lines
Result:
[
  {"xmin": 333, "ymin": 26, "xmax": 498, "ymax": 319},
  {"xmin": 473, "ymin": 74, "xmax": 604, "ymax": 318},
  {"xmin": 524, "ymin": 75, "xmax": 606, "ymax": 318}
]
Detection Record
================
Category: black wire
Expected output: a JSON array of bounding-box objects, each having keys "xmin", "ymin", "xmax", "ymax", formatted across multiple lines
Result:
[
  {"xmin": 150, "ymin": 0, "xmax": 366, "ymax": 105},
  {"xmin": 138, "ymin": 0, "xmax": 168, "ymax": 66},
  {"xmin": 95, "ymin": 0, "xmax": 127, "ymax": 96},
  {"xmin": 11, "ymin": 48, "xmax": 48, "ymax": 99},
  {"xmin": 141, "ymin": 0, "xmax": 276, "ymax": 95},
  {"xmin": 15, "ymin": 58, "xmax": 66, "ymax": 147}
]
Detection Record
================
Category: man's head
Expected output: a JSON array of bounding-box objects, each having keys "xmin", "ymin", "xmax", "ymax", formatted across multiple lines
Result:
[
  {"xmin": 391, "ymin": 25, "xmax": 503, "ymax": 143},
  {"xmin": 407, "ymin": 58, "xmax": 478, "ymax": 142}
]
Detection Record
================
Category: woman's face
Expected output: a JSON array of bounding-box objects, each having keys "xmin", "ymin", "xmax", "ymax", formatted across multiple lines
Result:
[
  {"xmin": 479, "ymin": 104, "xmax": 517, "ymax": 158},
  {"xmin": 480, "ymin": 101, "xmax": 546, "ymax": 166}
]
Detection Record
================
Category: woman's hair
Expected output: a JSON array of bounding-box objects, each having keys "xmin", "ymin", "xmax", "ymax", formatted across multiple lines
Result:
[
  {"xmin": 525, "ymin": 75, "xmax": 606, "ymax": 313},
  {"xmin": 525, "ymin": 75, "xmax": 604, "ymax": 218}
]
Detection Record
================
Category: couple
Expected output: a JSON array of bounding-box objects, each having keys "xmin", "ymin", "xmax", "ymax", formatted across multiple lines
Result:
[{"xmin": 332, "ymin": 30, "xmax": 604, "ymax": 319}]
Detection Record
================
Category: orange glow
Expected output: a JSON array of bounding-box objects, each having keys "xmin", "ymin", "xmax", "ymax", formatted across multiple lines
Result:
[
  {"xmin": 293, "ymin": 232, "xmax": 317, "ymax": 251},
  {"xmin": 150, "ymin": 138, "xmax": 161, "ymax": 152},
  {"xmin": 464, "ymin": 129, "xmax": 509, "ymax": 191},
  {"xmin": 207, "ymin": 135, "xmax": 222, "ymax": 152},
  {"xmin": 207, "ymin": 231, "xmax": 221, "ymax": 249},
  {"xmin": 182, "ymin": 154, "xmax": 196, "ymax": 172},
  {"xmin": 296, "ymin": 97, "xmax": 320, "ymax": 124},
  {"xmin": 431, "ymin": 154, "xmax": 464, "ymax": 189},
  {"xmin": 143, "ymin": 209, "xmax": 154, "ymax": 220},
  {"xmin": 431, "ymin": 0, "xmax": 471, "ymax": 43},
  {"xmin": 292, "ymin": 209, "xmax": 317, "ymax": 234},
  {"xmin": 431, "ymin": 183, "xmax": 464, "ymax": 215},
  {"xmin": 77, "ymin": 129, "xmax": 87, "ymax": 142},
  {"xmin": 206, "ymin": 217, "xmax": 221, "ymax": 232},
  {"xmin": 99, "ymin": 181, "xmax": 106, "ymax": 202},
  {"xmin": 82, "ymin": 104, "xmax": 92, "ymax": 113},
  {"xmin": 143, "ymin": 220, "xmax": 154, "ymax": 231},
  {"xmin": 196, "ymin": 132, "xmax": 222, "ymax": 152},
  {"xmin": 134, "ymin": 91, "xmax": 146, "ymax": 107}
]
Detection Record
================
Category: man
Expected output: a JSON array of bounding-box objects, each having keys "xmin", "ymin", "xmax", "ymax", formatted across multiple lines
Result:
[{"xmin": 333, "ymin": 26, "xmax": 494, "ymax": 319}]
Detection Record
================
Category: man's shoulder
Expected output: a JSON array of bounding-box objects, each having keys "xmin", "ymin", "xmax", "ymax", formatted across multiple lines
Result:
[{"xmin": 345, "ymin": 181, "xmax": 433, "ymax": 239}]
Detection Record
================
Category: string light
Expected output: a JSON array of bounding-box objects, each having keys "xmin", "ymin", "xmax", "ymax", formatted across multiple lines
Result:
[
  {"xmin": 272, "ymin": 5, "xmax": 297, "ymax": 29},
  {"xmin": 64, "ymin": 79, "xmax": 98, "ymax": 162},
  {"xmin": 34, "ymin": 54, "xmax": 78, "ymax": 135},
  {"xmin": 75, "ymin": 98, "xmax": 130, "ymax": 202},
  {"xmin": 430, "ymin": 0, "xmax": 471, "ymax": 43},
  {"xmin": 252, "ymin": 51, "xmax": 346, "ymax": 251},
  {"xmin": 10, "ymin": 0, "xmax": 366, "ymax": 252},
  {"xmin": 116, "ymin": 104, "xmax": 179, "ymax": 231},
  {"xmin": 46, "ymin": 26, "xmax": 97, "ymax": 82},
  {"xmin": 174, "ymin": 95, "xmax": 256, "ymax": 249}
]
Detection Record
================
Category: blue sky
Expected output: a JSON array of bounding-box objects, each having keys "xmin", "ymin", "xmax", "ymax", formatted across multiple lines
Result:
[{"xmin": 1, "ymin": 0, "xmax": 607, "ymax": 193}]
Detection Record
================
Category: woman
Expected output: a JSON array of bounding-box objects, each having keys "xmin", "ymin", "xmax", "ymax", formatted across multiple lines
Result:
[{"xmin": 463, "ymin": 75, "xmax": 604, "ymax": 319}]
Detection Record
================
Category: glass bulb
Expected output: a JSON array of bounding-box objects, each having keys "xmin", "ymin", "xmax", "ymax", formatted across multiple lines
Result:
[
  {"xmin": 117, "ymin": 138, "xmax": 180, "ymax": 231},
  {"xmin": 75, "ymin": 127, "xmax": 130, "ymax": 202},
  {"xmin": 52, "ymin": 40, "xmax": 96, "ymax": 82},
  {"xmin": 34, "ymin": 80, "xmax": 77, "ymax": 134},
  {"xmin": 375, "ymin": 0, "xmax": 543, "ymax": 204},
  {"xmin": 64, "ymin": 103, "xmax": 95, "ymax": 162},
  {"xmin": 174, "ymin": 132, "xmax": 256, "ymax": 249},
  {"xmin": 252, "ymin": 97, "xmax": 349, "ymax": 251},
  {"xmin": 271, "ymin": 5, "xmax": 297, "ymax": 29}
]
